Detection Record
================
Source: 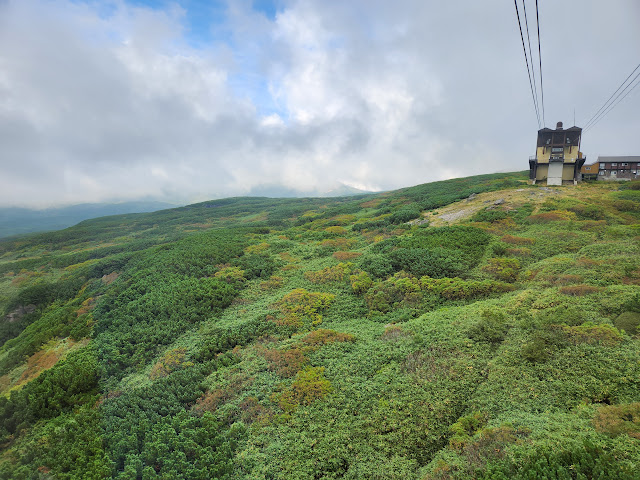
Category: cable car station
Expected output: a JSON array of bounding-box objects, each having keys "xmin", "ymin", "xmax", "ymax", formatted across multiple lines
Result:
[{"xmin": 529, "ymin": 121, "xmax": 586, "ymax": 185}]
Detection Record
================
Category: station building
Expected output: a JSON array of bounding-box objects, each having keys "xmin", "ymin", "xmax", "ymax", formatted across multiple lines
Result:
[
  {"xmin": 529, "ymin": 121, "xmax": 586, "ymax": 186},
  {"xmin": 581, "ymin": 156, "xmax": 640, "ymax": 181}
]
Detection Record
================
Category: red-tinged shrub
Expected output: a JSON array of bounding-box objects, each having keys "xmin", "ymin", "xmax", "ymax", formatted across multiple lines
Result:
[
  {"xmin": 263, "ymin": 346, "xmax": 308, "ymax": 377},
  {"xmin": 332, "ymin": 251, "xmax": 361, "ymax": 261},
  {"xmin": 505, "ymin": 247, "xmax": 531, "ymax": 257},
  {"xmin": 260, "ymin": 275, "xmax": 284, "ymax": 290},
  {"xmin": 304, "ymin": 263, "xmax": 353, "ymax": 284},
  {"xmin": 277, "ymin": 366, "xmax": 332, "ymax": 414},
  {"xmin": 381, "ymin": 325, "xmax": 406, "ymax": 341},
  {"xmin": 580, "ymin": 220, "xmax": 608, "ymax": 231},
  {"xmin": 360, "ymin": 198, "xmax": 382, "ymax": 208},
  {"xmin": 194, "ymin": 371, "xmax": 252, "ymax": 415},
  {"xmin": 194, "ymin": 388, "xmax": 227, "ymax": 415},
  {"xmin": 501, "ymin": 234, "xmax": 535, "ymax": 245},
  {"xmin": 239, "ymin": 396, "xmax": 273, "ymax": 424},
  {"xmin": 324, "ymin": 226, "xmax": 347, "ymax": 235},
  {"xmin": 318, "ymin": 237, "xmax": 356, "ymax": 251},
  {"xmin": 302, "ymin": 329, "xmax": 355, "ymax": 346},
  {"xmin": 568, "ymin": 203, "xmax": 606, "ymax": 220},
  {"xmin": 462, "ymin": 426, "xmax": 529, "ymax": 467},
  {"xmin": 554, "ymin": 274, "xmax": 584, "ymax": 285},
  {"xmin": 559, "ymin": 284, "xmax": 602, "ymax": 296},
  {"xmin": 593, "ymin": 403, "xmax": 640, "ymax": 439},
  {"xmin": 576, "ymin": 256, "xmax": 600, "ymax": 267},
  {"xmin": 526, "ymin": 210, "xmax": 574, "ymax": 223}
]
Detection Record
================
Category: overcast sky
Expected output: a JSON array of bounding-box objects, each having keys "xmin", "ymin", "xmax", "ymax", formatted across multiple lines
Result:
[{"xmin": 1, "ymin": 0, "xmax": 639, "ymax": 208}]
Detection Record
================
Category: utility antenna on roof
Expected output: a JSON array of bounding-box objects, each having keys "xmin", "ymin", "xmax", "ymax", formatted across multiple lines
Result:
[{"xmin": 573, "ymin": 108, "xmax": 576, "ymax": 126}]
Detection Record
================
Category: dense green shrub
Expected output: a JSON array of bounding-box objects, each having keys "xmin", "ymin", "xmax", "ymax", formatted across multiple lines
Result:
[
  {"xmin": 467, "ymin": 310, "xmax": 510, "ymax": 345},
  {"xmin": 350, "ymin": 271, "xmax": 374, "ymax": 295},
  {"xmin": 101, "ymin": 367, "xmax": 244, "ymax": 477},
  {"xmin": 483, "ymin": 258, "xmax": 521, "ymax": 282},
  {"xmin": 194, "ymin": 317, "xmax": 282, "ymax": 362},
  {"xmin": 0, "ymin": 347, "xmax": 98, "ymax": 440},
  {"xmin": 614, "ymin": 311, "xmax": 640, "ymax": 335},
  {"xmin": 233, "ymin": 253, "xmax": 277, "ymax": 279},
  {"xmin": 562, "ymin": 322, "xmax": 625, "ymax": 346},
  {"xmin": 521, "ymin": 329, "xmax": 567, "ymax": 363},
  {"xmin": 389, "ymin": 205, "xmax": 422, "ymax": 224},
  {"xmin": 421, "ymin": 277, "xmax": 514, "ymax": 300},
  {"xmin": 389, "ymin": 248, "xmax": 467, "ymax": 278},
  {"xmin": 480, "ymin": 440, "xmax": 637, "ymax": 480},
  {"xmin": 471, "ymin": 208, "xmax": 508, "ymax": 223},
  {"xmin": 357, "ymin": 253, "xmax": 395, "ymax": 278},
  {"xmin": 364, "ymin": 272, "xmax": 422, "ymax": 314}
]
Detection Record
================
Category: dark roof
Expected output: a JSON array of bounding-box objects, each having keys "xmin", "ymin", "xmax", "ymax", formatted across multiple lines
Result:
[
  {"xmin": 597, "ymin": 156, "xmax": 640, "ymax": 163},
  {"xmin": 537, "ymin": 126, "xmax": 582, "ymax": 134}
]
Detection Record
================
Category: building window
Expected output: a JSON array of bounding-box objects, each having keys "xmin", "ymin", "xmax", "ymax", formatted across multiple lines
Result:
[
  {"xmin": 612, "ymin": 163, "xmax": 618, "ymax": 166},
  {"xmin": 599, "ymin": 171, "xmax": 605, "ymax": 175},
  {"xmin": 622, "ymin": 163, "xmax": 629, "ymax": 166},
  {"xmin": 612, "ymin": 170, "xmax": 617, "ymax": 176},
  {"xmin": 599, "ymin": 164, "xmax": 605, "ymax": 169}
]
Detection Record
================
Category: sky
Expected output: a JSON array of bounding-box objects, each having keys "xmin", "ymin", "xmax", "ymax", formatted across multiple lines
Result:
[{"xmin": 0, "ymin": 0, "xmax": 639, "ymax": 208}]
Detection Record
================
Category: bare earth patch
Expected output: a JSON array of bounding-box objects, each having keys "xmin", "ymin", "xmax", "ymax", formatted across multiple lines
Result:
[{"xmin": 420, "ymin": 185, "xmax": 591, "ymax": 227}]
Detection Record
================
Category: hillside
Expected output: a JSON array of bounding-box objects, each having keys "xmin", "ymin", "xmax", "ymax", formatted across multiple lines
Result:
[
  {"xmin": 0, "ymin": 171, "xmax": 639, "ymax": 479},
  {"xmin": 0, "ymin": 201, "xmax": 178, "ymax": 239}
]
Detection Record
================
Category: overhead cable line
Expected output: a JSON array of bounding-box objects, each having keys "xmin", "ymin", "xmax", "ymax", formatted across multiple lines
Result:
[
  {"xmin": 514, "ymin": 0, "xmax": 541, "ymax": 128},
  {"xmin": 584, "ymin": 69, "xmax": 640, "ymax": 132},
  {"xmin": 535, "ymin": 0, "xmax": 545, "ymax": 126},
  {"xmin": 583, "ymin": 63, "xmax": 640, "ymax": 131},
  {"xmin": 522, "ymin": 0, "xmax": 541, "ymax": 127}
]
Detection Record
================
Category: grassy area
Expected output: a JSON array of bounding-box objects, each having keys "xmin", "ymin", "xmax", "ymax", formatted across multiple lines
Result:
[{"xmin": 0, "ymin": 171, "xmax": 639, "ymax": 479}]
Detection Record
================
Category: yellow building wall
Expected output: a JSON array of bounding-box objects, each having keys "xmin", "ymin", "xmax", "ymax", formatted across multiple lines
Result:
[
  {"xmin": 534, "ymin": 164, "xmax": 576, "ymax": 182},
  {"xmin": 536, "ymin": 146, "xmax": 550, "ymax": 164},
  {"xmin": 564, "ymin": 146, "xmax": 578, "ymax": 163},
  {"xmin": 581, "ymin": 162, "xmax": 599, "ymax": 174},
  {"xmin": 536, "ymin": 146, "xmax": 579, "ymax": 164},
  {"xmin": 562, "ymin": 165, "xmax": 575, "ymax": 181},
  {"xmin": 535, "ymin": 164, "xmax": 548, "ymax": 181}
]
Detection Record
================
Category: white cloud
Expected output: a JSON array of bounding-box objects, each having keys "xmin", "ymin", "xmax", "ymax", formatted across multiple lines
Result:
[{"xmin": 0, "ymin": 0, "xmax": 639, "ymax": 207}]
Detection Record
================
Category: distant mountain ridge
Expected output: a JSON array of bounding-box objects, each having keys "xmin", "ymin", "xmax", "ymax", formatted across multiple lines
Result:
[
  {"xmin": 1, "ymin": 184, "xmax": 373, "ymax": 238},
  {"xmin": 0, "ymin": 201, "xmax": 177, "ymax": 238},
  {"xmin": 247, "ymin": 182, "xmax": 374, "ymax": 198}
]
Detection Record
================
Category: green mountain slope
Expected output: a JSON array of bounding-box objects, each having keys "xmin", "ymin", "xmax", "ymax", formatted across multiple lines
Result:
[
  {"xmin": 0, "ymin": 201, "xmax": 177, "ymax": 238},
  {"xmin": 0, "ymin": 171, "xmax": 639, "ymax": 479}
]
